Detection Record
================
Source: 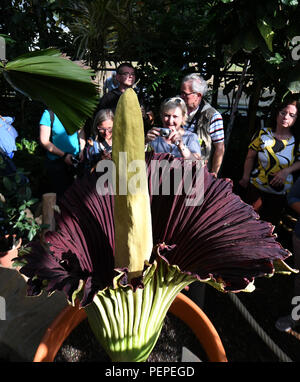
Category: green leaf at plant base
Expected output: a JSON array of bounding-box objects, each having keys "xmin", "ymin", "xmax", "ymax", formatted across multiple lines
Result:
[
  {"xmin": 2, "ymin": 49, "xmax": 99, "ymax": 135},
  {"xmin": 84, "ymin": 257, "xmax": 197, "ymax": 362}
]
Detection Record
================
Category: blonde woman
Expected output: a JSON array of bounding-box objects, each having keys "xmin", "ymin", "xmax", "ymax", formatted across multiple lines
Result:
[{"xmin": 145, "ymin": 97, "xmax": 201, "ymax": 160}]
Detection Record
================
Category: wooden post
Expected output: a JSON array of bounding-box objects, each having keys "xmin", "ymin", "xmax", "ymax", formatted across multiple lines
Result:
[{"xmin": 41, "ymin": 193, "xmax": 57, "ymax": 239}]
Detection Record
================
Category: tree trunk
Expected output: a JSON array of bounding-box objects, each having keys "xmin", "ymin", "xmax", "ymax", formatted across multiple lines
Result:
[
  {"xmin": 211, "ymin": 67, "xmax": 221, "ymax": 108},
  {"xmin": 211, "ymin": 45, "xmax": 223, "ymax": 108},
  {"xmin": 247, "ymin": 78, "xmax": 262, "ymax": 140},
  {"xmin": 224, "ymin": 59, "xmax": 250, "ymax": 148}
]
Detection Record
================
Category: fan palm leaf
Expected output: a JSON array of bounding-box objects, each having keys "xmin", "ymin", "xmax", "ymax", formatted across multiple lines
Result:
[{"xmin": 1, "ymin": 48, "xmax": 99, "ymax": 134}]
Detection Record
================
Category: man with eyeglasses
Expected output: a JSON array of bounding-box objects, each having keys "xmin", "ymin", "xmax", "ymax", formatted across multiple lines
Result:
[
  {"xmin": 97, "ymin": 63, "xmax": 137, "ymax": 113},
  {"xmin": 180, "ymin": 73, "xmax": 225, "ymax": 175},
  {"xmin": 96, "ymin": 62, "xmax": 153, "ymax": 135}
]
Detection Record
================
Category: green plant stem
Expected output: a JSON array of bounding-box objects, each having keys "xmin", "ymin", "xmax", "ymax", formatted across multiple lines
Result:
[{"xmin": 84, "ymin": 257, "xmax": 196, "ymax": 362}]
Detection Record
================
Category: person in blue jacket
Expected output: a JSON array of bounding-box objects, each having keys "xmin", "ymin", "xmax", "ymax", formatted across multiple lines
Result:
[
  {"xmin": 0, "ymin": 115, "xmax": 18, "ymax": 158},
  {"xmin": 39, "ymin": 110, "xmax": 86, "ymax": 197}
]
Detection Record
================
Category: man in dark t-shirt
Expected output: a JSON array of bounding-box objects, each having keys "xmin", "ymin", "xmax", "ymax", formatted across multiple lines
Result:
[
  {"xmin": 98, "ymin": 63, "xmax": 136, "ymax": 112},
  {"xmin": 94, "ymin": 63, "xmax": 153, "ymax": 135}
]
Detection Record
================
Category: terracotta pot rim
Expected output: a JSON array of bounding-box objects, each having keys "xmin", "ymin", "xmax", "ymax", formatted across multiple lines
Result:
[{"xmin": 33, "ymin": 292, "xmax": 227, "ymax": 362}]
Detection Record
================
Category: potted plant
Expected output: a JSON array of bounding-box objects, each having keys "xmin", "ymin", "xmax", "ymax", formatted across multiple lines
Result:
[
  {"xmin": 17, "ymin": 90, "xmax": 296, "ymax": 362},
  {"xmin": 0, "ymin": 45, "xmax": 296, "ymax": 361},
  {"xmin": 33, "ymin": 292, "xmax": 227, "ymax": 362}
]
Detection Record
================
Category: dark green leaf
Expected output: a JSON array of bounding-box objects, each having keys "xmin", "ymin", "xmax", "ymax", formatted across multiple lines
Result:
[
  {"xmin": 257, "ymin": 19, "xmax": 274, "ymax": 51},
  {"xmin": 3, "ymin": 177, "xmax": 12, "ymax": 191},
  {"xmin": 3, "ymin": 49, "xmax": 99, "ymax": 134}
]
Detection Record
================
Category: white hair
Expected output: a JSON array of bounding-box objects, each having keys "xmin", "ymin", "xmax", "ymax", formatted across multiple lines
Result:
[
  {"xmin": 160, "ymin": 96, "xmax": 187, "ymax": 125},
  {"xmin": 181, "ymin": 73, "xmax": 208, "ymax": 96}
]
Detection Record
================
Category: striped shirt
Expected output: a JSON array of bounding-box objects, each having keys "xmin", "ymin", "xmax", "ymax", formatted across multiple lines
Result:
[
  {"xmin": 184, "ymin": 108, "xmax": 224, "ymax": 143},
  {"xmin": 209, "ymin": 112, "xmax": 224, "ymax": 143}
]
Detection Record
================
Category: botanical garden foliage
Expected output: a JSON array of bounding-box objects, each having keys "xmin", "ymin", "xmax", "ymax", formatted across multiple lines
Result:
[{"xmin": 0, "ymin": 0, "xmax": 299, "ymax": 170}]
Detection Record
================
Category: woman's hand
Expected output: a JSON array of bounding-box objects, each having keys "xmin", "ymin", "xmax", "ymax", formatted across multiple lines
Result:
[
  {"xmin": 269, "ymin": 168, "xmax": 289, "ymax": 187},
  {"xmin": 64, "ymin": 153, "xmax": 73, "ymax": 166},
  {"xmin": 168, "ymin": 130, "xmax": 182, "ymax": 146},
  {"xmin": 145, "ymin": 127, "xmax": 160, "ymax": 143}
]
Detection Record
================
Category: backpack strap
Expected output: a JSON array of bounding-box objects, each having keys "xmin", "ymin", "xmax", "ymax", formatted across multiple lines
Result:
[{"xmin": 47, "ymin": 110, "xmax": 55, "ymax": 142}]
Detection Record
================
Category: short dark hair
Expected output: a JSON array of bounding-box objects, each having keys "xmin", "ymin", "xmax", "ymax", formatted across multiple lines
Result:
[{"xmin": 116, "ymin": 62, "xmax": 135, "ymax": 74}]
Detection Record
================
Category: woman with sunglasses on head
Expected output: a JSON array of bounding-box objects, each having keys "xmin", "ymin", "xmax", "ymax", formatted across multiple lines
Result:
[
  {"xmin": 145, "ymin": 97, "xmax": 202, "ymax": 160},
  {"xmin": 239, "ymin": 99, "xmax": 300, "ymax": 226},
  {"xmin": 85, "ymin": 109, "xmax": 114, "ymax": 169}
]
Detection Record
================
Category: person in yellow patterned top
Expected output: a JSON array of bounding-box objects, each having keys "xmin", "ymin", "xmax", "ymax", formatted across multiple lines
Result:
[{"xmin": 239, "ymin": 99, "xmax": 300, "ymax": 225}]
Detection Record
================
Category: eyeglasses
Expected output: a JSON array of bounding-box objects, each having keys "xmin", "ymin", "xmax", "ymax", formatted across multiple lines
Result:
[
  {"xmin": 119, "ymin": 72, "xmax": 135, "ymax": 77},
  {"xmin": 180, "ymin": 91, "xmax": 197, "ymax": 97},
  {"xmin": 279, "ymin": 111, "xmax": 297, "ymax": 119},
  {"xmin": 98, "ymin": 127, "xmax": 113, "ymax": 132}
]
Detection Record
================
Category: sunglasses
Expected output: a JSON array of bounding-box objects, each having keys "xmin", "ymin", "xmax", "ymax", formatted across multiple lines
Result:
[{"xmin": 165, "ymin": 97, "xmax": 184, "ymax": 104}]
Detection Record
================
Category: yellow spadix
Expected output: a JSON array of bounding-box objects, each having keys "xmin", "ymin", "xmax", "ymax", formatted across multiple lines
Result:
[{"xmin": 112, "ymin": 89, "xmax": 153, "ymax": 280}]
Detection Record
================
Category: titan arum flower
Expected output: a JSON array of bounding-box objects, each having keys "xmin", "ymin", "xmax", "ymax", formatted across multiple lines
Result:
[{"xmin": 18, "ymin": 89, "xmax": 295, "ymax": 362}]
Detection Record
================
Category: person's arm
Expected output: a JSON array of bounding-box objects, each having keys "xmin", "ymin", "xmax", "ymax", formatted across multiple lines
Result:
[
  {"xmin": 211, "ymin": 141, "xmax": 225, "ymax": 174},
  {"xmin": 208, "ymin": 112, "xmax": 225, "ymax": 174},
  {"xmin": 170, "ymin": 131, "xmax": 201, "ymax": 160},
  {"xmin": 290, "ymin": 201, "xmax": 300, "ymax": 215},
  {"xmin": 269, "ymin": 161, "xmax": 300, "ymax": 188},
  {"xmin": 39, "ymin": 124, "xmax": 73, "ymax": 165},
  {"xmin": 177, "ymin": 141, "xmax": 201, "ymax": 160},
  {"xmin": 78, "ymin": 128, "xmax": 86, "ymax": 161},
  {"xmin": 239, "ymin": 148, "xmax": 257, "ymax": 188},
  {"xmin": 145, "ymin": 127, "xmax": 160, "ymax": 143}
]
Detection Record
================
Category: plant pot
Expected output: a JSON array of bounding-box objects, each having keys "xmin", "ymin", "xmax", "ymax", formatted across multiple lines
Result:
[
  {"xmin": 0, "ymin": 235, "xmax": 21, "ymax": 268},
  {"xmin": 33, "ymin": 292, "xmax": 227, "ymax": 362}
]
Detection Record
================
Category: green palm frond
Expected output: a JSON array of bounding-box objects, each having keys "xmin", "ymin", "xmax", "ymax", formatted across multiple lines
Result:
[{"xmin": 1, "ymin": 48, "xmax": 99, "ymax": 135}]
